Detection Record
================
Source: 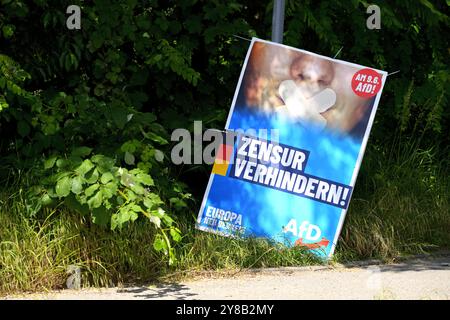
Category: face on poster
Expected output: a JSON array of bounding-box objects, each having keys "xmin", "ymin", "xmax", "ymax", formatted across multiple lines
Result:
[{"xmin": 197, "ymin": 38, "xmax": 387, "ymax": 257}]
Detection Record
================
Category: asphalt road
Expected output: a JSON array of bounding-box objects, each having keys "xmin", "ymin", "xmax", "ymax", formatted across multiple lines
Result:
[{"xmin": 4, "ymin": 254, "xmax": 450, "ymax": 300}]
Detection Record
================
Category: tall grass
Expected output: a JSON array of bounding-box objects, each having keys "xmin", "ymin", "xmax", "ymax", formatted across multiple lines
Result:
[
  {"xmin": 335, "ymin": 138, "xmax": 450, "ymax": 261},
  {"xmin": 0, "ymin": 192, "xmax": 163, "ymax": 294},
  {"xmin": 171, "ymin": 217, "xmax": 321, "ymax": 276},
  {"xmin": 0, "ymin": 191, "xmax": 319, "ymax": 295},
  {"xmin": 0, "ymin": 138, "xmax": 449, "ymax": 295}
]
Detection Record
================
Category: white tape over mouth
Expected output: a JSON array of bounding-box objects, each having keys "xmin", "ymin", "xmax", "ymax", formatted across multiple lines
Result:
[{"xmin": 277, "ymin": 80, "xmax": 337, "ymax": 129}]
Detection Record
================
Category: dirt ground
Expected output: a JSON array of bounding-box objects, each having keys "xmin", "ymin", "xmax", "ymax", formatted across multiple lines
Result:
[{"xmin": 3, "ymin": 254, "xmax": 450, "ymax": 300}]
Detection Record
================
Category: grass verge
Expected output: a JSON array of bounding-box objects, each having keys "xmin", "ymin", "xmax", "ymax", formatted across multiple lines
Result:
[
  {"xmin": 0, "ymin": 140, "xmax": 448, "ymax": 295},
  {"xmin": 0, "ymin": 192, "xmax": 319, "ymax": 295},
  {"xmin": 335, "ymin": 139, "xmax": 449, "ymax": 261}
]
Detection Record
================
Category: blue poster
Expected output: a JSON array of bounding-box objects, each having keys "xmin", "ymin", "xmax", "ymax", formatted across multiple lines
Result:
[{"xmin": 197, "ymin": 38, "xmax": 387, "ymax": 257}]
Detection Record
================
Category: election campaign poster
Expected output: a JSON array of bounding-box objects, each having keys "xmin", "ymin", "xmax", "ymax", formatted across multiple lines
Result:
[{"xmin": 196, "ymin": 38, "xmax": 387, "ymax": 257}]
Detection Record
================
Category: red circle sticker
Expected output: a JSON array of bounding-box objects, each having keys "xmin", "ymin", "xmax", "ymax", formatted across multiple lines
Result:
[{"xmin": 351, "ymin": 68, "xmax": 382, "ymax": 98}]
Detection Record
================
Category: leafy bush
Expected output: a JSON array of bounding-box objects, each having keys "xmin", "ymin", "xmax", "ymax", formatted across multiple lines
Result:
[
  {"xmin": 0, "ymin": 0, "xmax": 448, "ymax": 267},
  {"xmin": 34, "ymin": 148, "xmax": 183, "ymax": 263}
]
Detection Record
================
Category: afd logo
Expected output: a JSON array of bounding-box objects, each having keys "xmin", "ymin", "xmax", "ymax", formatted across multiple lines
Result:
[
  {"xmin": 283, "ymin": 219, "xmax": 321, "ymax": 241},
  {"xmin": 283, "ymin": 219, "xmax": 330, "ymax": 249}
]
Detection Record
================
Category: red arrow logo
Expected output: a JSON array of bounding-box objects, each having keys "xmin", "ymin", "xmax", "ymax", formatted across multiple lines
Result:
[{"xmin": 295, "ymin": 237, "xmax": 330, "ymax": 250}]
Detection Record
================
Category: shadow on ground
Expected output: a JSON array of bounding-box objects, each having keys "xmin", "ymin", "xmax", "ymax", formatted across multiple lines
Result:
[
  {"xmin": 118, "ymin": 283, "xmax": 198, "ymax": 300},
  {"xmin": 347, "ymin": 255, "xmax": 450, "ymax": 273},
  {"xmin": 379, "ymin": 257, "xmax": 450, "ymax": 273}
]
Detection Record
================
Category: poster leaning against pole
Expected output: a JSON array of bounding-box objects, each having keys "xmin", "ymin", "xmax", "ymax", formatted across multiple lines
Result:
[{"xmin": 196, "ymin": 38, "xmax": 387, "ymax": 257}]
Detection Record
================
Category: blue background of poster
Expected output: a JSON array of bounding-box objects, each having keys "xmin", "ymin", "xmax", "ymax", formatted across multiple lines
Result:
[{"xmin": 198, "ymin": 108, "xmax": 362, "ymax": 257}]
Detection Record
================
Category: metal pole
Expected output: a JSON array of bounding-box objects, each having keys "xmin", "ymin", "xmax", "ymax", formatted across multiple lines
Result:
[{"xmin": 271, "ymin": 0, "xmax": 285, "ymax": 43}]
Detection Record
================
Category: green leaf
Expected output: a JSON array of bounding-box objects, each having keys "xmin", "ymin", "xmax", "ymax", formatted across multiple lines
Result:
[
  {"xmin": 130, "ymin": 210, "xmax": 139, "ymax": 222},
  {"xmin": 141, "ymin": 130, "xmax": 168, "ymax": 145},
  {"xmin": 85, "ymin": 183, "xmax": 100, "ymax": 197},
  {"xmin": 100, "ymin": 172, "xmax": 114, "ymax": 184},
  {"xmin": 153, "ymin": 234, "xmax": 166, "ymax": 252},
  {"xmin": 56, "ymin": 159, "xmax": 71, "ymax": 169},
  {"xmin": 124, "ymin": 152, "xmax": 135, "ymax": 165},
  {"xmin": 116, "ymin": 204, "xmax": 140, "ymax": 226},
  {"xmin": 135, "ymin": 112, "xmax": 156, "ymax": 124},
  {"xmin": 40, "ymin": 193, "xmax": 53, "ymax": 206},
  {"xmin": 85, "ymin": 168, "xmax": 99, "ymax": 184},
  {"xmin": 117, "ymin": 210, "xmax": 130, "ymax": 225},
  {"xmin": 56, "ymin": 176, "xmax": 72, "ymax": 197},
  {"xmin": 44, "ymin": 155, "xmax": 58, "ymax": 169},
  {"xmin": 156, "ymin": 207, "xmax": 165, "ymax": 216},
  {"xmin": 143, "ymin": 198, "xmax": 154, "ymax": 210},
  {"xmin": 121, "ymin": 141, "xmax": 137, "ymax": 153},
  {"xmin": 110, "ymin": 104, "xmax": 128, "ymax": 129},
  {"xmin": 67, "ymin": 155, "xmax": 83, "ymax": 167},
  {"xmin": 99, "ymin": 185, "xmax": 112, "ymax": 199},
  {"xmin": 168, "ymin": 248, "xmax": 176, "ymax": 266},
  {"xmin": 162, "ymin": 214, "xmax": 174, "ymax": 226},
  {"xmin": 91, "ymin": 155, "xmax": 115, "ymax": 168},
  {"xmin": 75, "ymin": 159, "xmax": 95, "ymax": 176},
  {"xmin": 71, "ymin": 176, "xmax": 83, "ymax": 194},
  {"xmin": 130, "ymin": 184, "xmax": 145, "ymax": 195},
  {"xmin": 154, "ymin": 149, "xmax": 164, "ymax": 162},
  {"xmin": 170, "ymin": 228, "xmax": 182, "ymax": 242},
  {"xmin": 71, "ymin": 146, "xmax": 93, "ymax": 158},
  {"xmin": 111, "ymin": 213, "xmax": 119, "ymax": 230},
  {"xmin": 135, "ymin": 173, "xmax": 154, "ymax": 186},
  {"xmin": 103, "ymin": 181, "xmax": 118, "ymax": 196},
  {"xmin": 125, "ymin": 189, "xmax": 138, "ymax": 201},
  {"xmin": 2, "ymin": 25, "xmax": 15, "ymax": 38},
  {"xmin": 124, "ymin": 204, "xmax": 140, "ymax": 222},
  {"xmin": 51, "ymin": 171, "xmax": 71, "ymax": 183},
  {"xmin": 170, "ymin": 197, "xmax": 187, "ymax": 209},
  {"xmin": 87, "ymin": 190, "xmax": 103, "ymax": 209},
  {"xmin": 143, "ymin": 194, "xmax": 163, "ymax": 210},
  {"xmin": 116, "ymin": 195, "xmax": 124, "ymax": 206}
]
